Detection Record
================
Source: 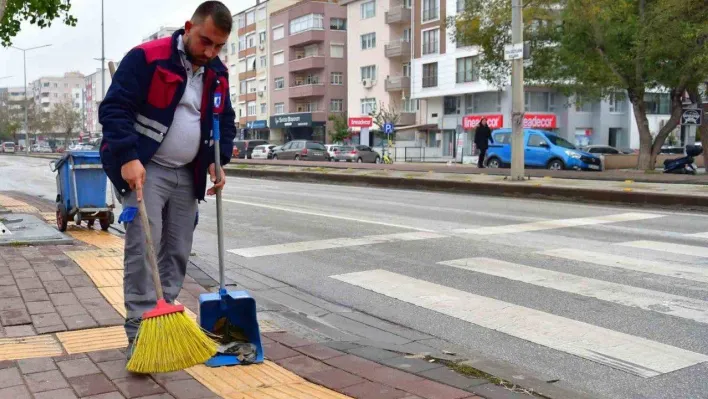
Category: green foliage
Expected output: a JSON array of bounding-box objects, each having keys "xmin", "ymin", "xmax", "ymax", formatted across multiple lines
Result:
[
  {"xmin": 327, "ymin": 112, "xmax": 350, "ymax": 144},
  {"xmin": 49, "ymin": 100, "xmax": 80, "ymax": 143},
  {"xmin": 0, "ymin": 0, "xmax": 77, "ymax": 47}
]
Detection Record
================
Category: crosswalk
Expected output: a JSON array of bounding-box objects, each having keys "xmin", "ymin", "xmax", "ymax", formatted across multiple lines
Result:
[{"xmin": 227, "ymin": 210, "xmax": 708, "ymax": 380}]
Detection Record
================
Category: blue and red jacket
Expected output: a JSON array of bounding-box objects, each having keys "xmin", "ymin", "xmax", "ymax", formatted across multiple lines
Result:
[{"xmin": 98, "ymin": 29, "xmax": 236, "ymax": 202}]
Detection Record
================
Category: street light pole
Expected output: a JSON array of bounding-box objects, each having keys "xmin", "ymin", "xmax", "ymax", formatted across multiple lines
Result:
[
  {"xmin": 510, "ymin": 0, "xmax": 525, "ymax": 180},
  {"xmin": 10, "ymin": 44, "xmax": 51, "ymax": 155},
  {"xmin": 101, "ymin": 0, "xmax": 105, "ymax": 98}
]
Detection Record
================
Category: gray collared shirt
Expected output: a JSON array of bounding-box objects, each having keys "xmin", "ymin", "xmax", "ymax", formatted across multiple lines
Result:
[{"xmin": 151, "ymin": 34, "xmax": 204, "ymax": 169}]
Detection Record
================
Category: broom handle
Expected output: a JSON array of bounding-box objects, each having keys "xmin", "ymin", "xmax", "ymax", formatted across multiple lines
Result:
[
  {"xmin": 138, "ymin": 198, "xmax": 164, "ymax": 300},
  {"xmin": 213, "ymin": 116, "xmax": 225, "ymax": 293}
]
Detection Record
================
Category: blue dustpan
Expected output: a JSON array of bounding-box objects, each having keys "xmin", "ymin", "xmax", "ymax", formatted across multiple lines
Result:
[{"xmin": 199, "ymin": 93, "xmax": 263, "ymax": 367}]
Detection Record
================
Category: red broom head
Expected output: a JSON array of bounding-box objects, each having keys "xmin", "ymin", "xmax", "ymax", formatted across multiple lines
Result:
[{"xmin": 142, "ymin": 299, "xmax": 185, "ymax": 319}]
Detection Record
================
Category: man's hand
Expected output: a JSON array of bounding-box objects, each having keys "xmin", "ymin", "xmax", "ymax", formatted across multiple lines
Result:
[
  {"xmin": 207, "ymin": 163, "xmax": 226, "ymax": 196},
  {"xmin": 121, "ymin": 160, "xmax": 146, "ymax": 202}
]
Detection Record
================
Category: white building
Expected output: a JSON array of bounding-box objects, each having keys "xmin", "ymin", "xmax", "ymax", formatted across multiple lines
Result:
[{"xmin": 84, "ymin": 68, "xmax": 112, "ymax": 135}]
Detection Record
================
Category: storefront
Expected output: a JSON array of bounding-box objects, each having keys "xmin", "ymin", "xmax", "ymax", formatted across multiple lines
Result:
[
  {"xmin": 269, "ymin": 113, "xmax": 326, "ymax": 143},
  {"xmin": 244, "ymin": 120, "xmax": 270, "ymax": 141},
  {"xmin": 347, "ymin": 117, "xmax": 372, "ymax": 146}
]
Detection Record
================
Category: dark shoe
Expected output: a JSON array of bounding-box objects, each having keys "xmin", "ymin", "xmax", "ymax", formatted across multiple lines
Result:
[{"xmin": 126, "ymin": 339, "xmax": 135, "ymax": 361}]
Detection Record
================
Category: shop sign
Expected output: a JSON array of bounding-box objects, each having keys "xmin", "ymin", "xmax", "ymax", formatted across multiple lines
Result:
[
  {"xmin": 462, "ymin": 114, "xmax": 504, "ymax": 129},
  {"xmin": 246, "ymin": 120, "xmax": 268, "ymax": 129},
  {"xmin": 348, "ymin": 117, "xmax": 373, "ymax": 128},
  {"xmin": 270, "ymin": 113, "xmax": 312, "ymax": 128},
  {"xmin": 462, "ymin": 113, "xmax": 558, "ymax": 129}
]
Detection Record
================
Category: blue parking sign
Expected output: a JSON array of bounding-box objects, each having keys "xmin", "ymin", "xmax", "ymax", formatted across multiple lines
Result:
[{"xmin": 383, "ymin": 123, "xmax": 394, "ymax": 135}]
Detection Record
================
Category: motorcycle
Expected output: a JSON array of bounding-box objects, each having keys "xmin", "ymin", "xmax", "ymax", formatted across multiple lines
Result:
[{"xmin": 663, "ymin": 144, "xmax": 703, "ymax": 174}]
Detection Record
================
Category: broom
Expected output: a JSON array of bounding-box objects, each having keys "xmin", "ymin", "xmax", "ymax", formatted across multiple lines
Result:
[{"xmin": 125, "ymin": 198, "xmax": 218, "ymax": 373}]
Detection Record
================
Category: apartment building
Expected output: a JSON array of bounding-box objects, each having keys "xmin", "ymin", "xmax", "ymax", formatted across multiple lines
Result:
[
  {"xmin": 142, "ymin": 26, "xmax": 180, "ymax": 43},
  {"xmin": 269, "ymin": 0, "xmax": 348, "ymax": 143},
  {"xmin": 342, "ymin": 0, "xmax": 422, "ymax": 147},
  {"xmin": 2, "ymin": 86, "xmax": 29, "ymax": 119},
  {"xmin": 84, "ymin": 68, "xmax": 112, "ymax": 135},
  {"xmin": 31, "ymin": 72, "xmax": 85, "ymax": 113}
]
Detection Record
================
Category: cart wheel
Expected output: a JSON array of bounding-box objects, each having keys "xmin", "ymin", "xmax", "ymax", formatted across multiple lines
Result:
[
  {"xmin": 87, "ymin": 218, "xmax": 96, "ymax": 229},
  {"xmin": 109, "ymin": 211, "xmax": 115, "ymax": 224},
  {"xmin": 100, "ymin": 217, "xmax": 111, "ymax": 231},
  {"xmin": 56, "ymin": 204, "xmax": 68, "ymax": 232}
]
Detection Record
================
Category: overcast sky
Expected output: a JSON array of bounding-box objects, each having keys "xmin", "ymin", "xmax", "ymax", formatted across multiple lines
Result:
[{"xmin": 0, "ymin": 0, "xmax": 254, "ymax": 88}]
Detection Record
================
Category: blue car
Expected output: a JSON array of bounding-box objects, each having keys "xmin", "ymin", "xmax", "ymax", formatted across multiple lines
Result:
[{"xmin": 484, "ymin": 128, "xmax": 603, "ymax": 171}]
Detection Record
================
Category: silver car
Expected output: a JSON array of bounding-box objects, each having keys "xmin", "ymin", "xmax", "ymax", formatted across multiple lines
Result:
[{"xmin": 335, "ymin": 145, "xmax": 381, "ymax": 163}]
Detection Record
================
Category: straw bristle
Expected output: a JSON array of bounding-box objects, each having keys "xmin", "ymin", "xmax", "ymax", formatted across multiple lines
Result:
[{"xmin": 126, "ymin": 311, "xmax": 218, "ymax": 373}]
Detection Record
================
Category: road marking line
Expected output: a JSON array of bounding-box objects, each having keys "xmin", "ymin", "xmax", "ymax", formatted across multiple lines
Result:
[
  {"xmin": 539, "ymin": 248, "xmax": 708, "ymax": 284},
  {"xmin": 453, "ymin": 212, "xmax": 664, "ymax": 235},
  {"xmin": 687, "ymin": 232, "xmax": 708, "ymax": 239},
  {"xmin": 229, "ymin": 231, "xmax": 446, "ymax": 258},
  {"xmin": 222, "ymin": 198, "xmax": 435, "ymax": 232},
  {"xmin": 330, "ymin": 269, "xmax": 708, "ymax": 378},
  {"xmin": 617, "ymin": 241, "xmax": 708, "ymax": 258},
  {"xmin": 438, "ymin": 257, "xmax": 708, "ymax": 324}
]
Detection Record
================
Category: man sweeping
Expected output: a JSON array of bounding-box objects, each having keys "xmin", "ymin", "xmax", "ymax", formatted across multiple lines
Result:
[{"xmin": 98, "ymin": 1, "xmax": 236, "ymax": 361}]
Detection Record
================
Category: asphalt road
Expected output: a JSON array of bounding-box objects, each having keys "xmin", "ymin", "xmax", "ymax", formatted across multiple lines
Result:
[{"xmin": 3, "ymin": 155, "xmax": 708, "ymax": 399}]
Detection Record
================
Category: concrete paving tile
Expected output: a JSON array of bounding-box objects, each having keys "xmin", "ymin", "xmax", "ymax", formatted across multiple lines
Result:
[
  {"xmin": 275, "ymin": 355, "xmax": 333, "ymax": 376},
  {"xmin": 52, "ymin": 353, "xmax": 88, "ymax": 362},
  {"xmin": 82, "ymin": 393, "xmax": 126, "ymax": 399},
  {"xmin": 26, "ymin": 301, "xmax": 56, "ymax": 315},
  {"xmin": 0, "ymin": 297, "xmax": 25, "ymax": 310},
  {"xmin": 68, "ymin": 373, "xmax": 118, "ymax": 397},
  {"xmin": 113, "ymin": 376, "xmax": 165, "ymax": 398},
  {"xmin": 22, "ymin": 288, "xmax": 49, "ymax": 302},
  {"xmin": 66, "ymin": 274, "xmax": 98, "ymax": 288},
  {"xmin": 44, "ymin": 279, "xmax": 72, "ymax": 294},
  {"xmin": 305, "ymin": 367, "xmax": 366, "ymax": 390},
  {"xmin": 419, "ymin": 367, "xmax": 488, "ymax": 390},
  {"xmin": 367, "ymin": 368, "xmax": 426, "ymax": 391},
  {"xmin": 33, "ymin": 388, "xmax": 79, "ymax": 399},
  {"xmin": 25, "ymin": 370, "xmax": 70, "ymax": 393},
  {"xmin": 62, "ymin": 313, "xmax": 99, "ymax": 330},
  {"xmin": 87, "ymin": 350, "xmax": 125, "ymax": 363},
  {"xmin": 0, "ymin": 361, "xmax": 16, "ymax": 370},
  {"xmin": 380, "ymin": 356, "xmax": 444, "ymax": 374},
  {"xmin": 59, "ymin": 266, "xmax": 86, "ymax": 277},
  {"xmin": 342, "ymin": 381, "xmax": 410, "ymax": 399},
  {"xmin": 56, "ymin": 304, "xmax": 89, "ymax": 317},
  {"xmin": 0, "ymin": 308, "xmax": 31, "ymax": 325},
  {"xmin": 339, "ymin": 312, "xmax": 434, "ymax": 341},
  {"xmin": 347, "ymin": 346, "xmax": 402, "ymax": 362},
  {"xmin": 50, "ymin": 292, "xmax": 81, "ymax": 306},
  {"xmin": 57, "ymin": 358, "xmax": 101, "ymax": 378},
  {"xmin": 32, "ymin": 312, "xmax": 64, "ymax": 327},
  {"xmin": 400, "ymin": 380, "xmax": 471, "ymax": 399},
  {"xmin": 97, "ymin": 360, "xmax": 133, "ymax": 380},
  {"xmin": 149, "ymin": 371, "xmax": 192, "ymax": 385},
  {"xmin": 320, "ymin": 313, "xmax": 411, "ymax": 345},
  {"xmin": 36, "ymin": 324, "xmax": 68, "ymax": 334},
  {"xmin": 16, "ymin": 277, "xmax": 44, "ymax": 290},
  {"xmin": 17, "ymin": 357, "xmax": 56, "ymax": 374},
  {"xmin": 0, "ymin": 384, "xmax": 32, "ymax": 399},
  {"xmin": 162, "ymin": 379, "xmax": 214, "ymax": 399},
  {"xmin": 11, "ymin": 269, "xmax": 37, "ymax": 280},
  {"xmin": 324, "ymin": 341, "xmax": 362, "ymax": 352},
  {"xmin": 38, "ymin": 270, "xmax": 66, "ymax": 282},
  {"xmin": 2, "ymin": 325, "xmax": 36, "ymax": 337},
  {"xmin": 0, "ymin": 284, "xmax": 21, "ymax": 297},
  {"xmin": 0, "ymin": 275, "xmax": 16, "ymax": 286},
  {"xmin": 0, "ymin": 367, "xmax": 23, "ymax": 388},
  {"xmin": 293, "ymin": 344, "xmax": 344, "ymax": 360},
  {"xmin": 262, "ymin": 342, "xmax": 300, "ymax": 361},
  {"xmin": 324, "ymin": 355, "xmax": 385, "ymax": 380},
  {"xmin": 470, "ymin": 383, "xmax": 532, "ymax": 399},
  {"xmin": 73, "ymin": 287, "xmax": 103, "ymax": 300},
  {"xmin": 264, "ymin": 331, "xmax": 315, "ymax": 348}
]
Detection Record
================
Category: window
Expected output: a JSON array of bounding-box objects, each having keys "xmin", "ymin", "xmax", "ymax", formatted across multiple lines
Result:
[
  {"xmin": 422, "ymin": 0, "xmax": 438, "ymax": 21},
  {"xmin": 246, "ymin": 56, "xmax": 256, "ymax": 71},
  {"xmin": 304, "ymin": 44, "xmax": 319, "ymax": 57},
  {"xmin": 644, "ymin": 92, "xmax": 670, "ymax": 114},
  {"xmin": 361, "ymin": 98, "xmax": 376, "ymax": 115},
  {"xmin": 43, "ymin": 82, "xmax": 49, "ymax": 87},
  {"xmin": 403, "ymin": 28, "xmax": 411, "ymax": 42},
  {"xmin": 238, "ymin": 60, "xmax": 247, "ymax": 73},
  {"xmin": 246, "ymin": 79, "xmax": 257, "ymax": 93},
  {"xmin": 330, "ymin": 18, "xmax": 346, "ymax": 30},
  {"xmin": 259, "ymin": 31, "xmax": 266, "ymax": 43},
  {"xmin": 360, "ymin": 65, "xmax": 376, "ymax": 81},
  {"xmin": 246, "ymin": 10, "xmax": 255, "ymax": 25},
  {"xmin": 404, "ymin": 0, "xmax": 412, "ymax": 8},
  {"xmin": 273, "ymin": 51, "xmax": 284, "ymax": 65},
  {"xmin": 403, "ymin": 98, "xmax": 418, "ymax": 113},
  {"xmin": 289, "ymin": 14, "xmax": 324, "ymax": 35},
  {"xmin": 260, "ymin": 56, "xmax": 267, "ymax": 68},
  {"xmin": 54, "ymin": 83, "xmax": 58, "ymax": 88},
  {"xmin": 361, "ymin": 0, "xmax": 375, "ymax": 19},
  {"xmin": 274, "ymin": 77, "xmax": 285, "ymax": 90},
  {"xmin": 247, "ymin": 101, "xmax": 256, "ymax": 116},
  {"xmin": 444, "ymin": 96, "xmax": 460, "ymax": 115},
  {"xmin": 528, "ymin": 134, "xmax": 548, "ymax": 147},
  {"xmin": 257, "ymin": 7, "xmax": 266, "ymax": 21},
  {"xmin": 456, "ymin": 56, "xmax": 477, "ymax": 83},
  {"xmin": 274, "ymin": 102, "xmax": 285, "ymax": 114},
  {"xmin": 422, "ymin": 29, "xmax": 438, "ymax": 55},
  {"xmin": 331, "ymin": 72, "xmax": 343, "ymax": 85},
  {"xmin": 330, "ymin": 99, "xmax": 344, "ymax": 112},
  {"xmin": 403, "ymin": 62, "xmax": 411, "ymax": 77},
  {"xmin": 457, "ymin": 0, "xmax": 465, "ymax": 12},
  {"xmin": 465, "ymin": 92, "xmax": 502, "ymax": 113},
  {"xmin": 294, "ymin": 101, "xmax": 319, "ymax": 112},
  {"xmin": 575, "ymin": 96, "xmax": 593, "ymax": 112},
  {"xmin": 330, "ymin": 44, "xmax": 344, "ymax": 58},
  {"xmin": 260, "ymin": 103, "xmax": 267, "ymax": 114},
  {"xmin": 237, "ymin": 14, "xmax": 246, "ymax": 28},
  {"xmin": 361, "ymin": 33, "xmax": 376, "ymax": 50},
  {"xmin": 239, "ymin": 37, "xmax": 247, "ymax": 51},
  {"xmin": 240, "ymin": 81, "xmax": 247, "ymax": 94},
  {"xmin": 422, "ymin": 62, "xmax": 438, "ymax": 88},
  {"xmin": 272, "ymin": 26, "xmax": 284, "ymax": 40},
  {"xmin": 525, "ymin": 91, "xmax": 557, "ymax": 112},
  {"xmin": 64, "ymin": 83, "xmax": 68, "ymax": 88},
  {"xmin": 247, "ymin": 34, "xmax": 256, "ymax": 48},
  {"xmin": 231, "ymin": 43, "xmax": 237, "ymax": 54},
  {"xmin": 608, "ymin": 92, "xmax": 626, "ymax": 113}
]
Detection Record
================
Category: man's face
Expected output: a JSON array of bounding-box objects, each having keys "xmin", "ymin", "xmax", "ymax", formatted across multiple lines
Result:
[{"xmin": 183, "ymin": 16, "xmax": 229, "ymax": 66}]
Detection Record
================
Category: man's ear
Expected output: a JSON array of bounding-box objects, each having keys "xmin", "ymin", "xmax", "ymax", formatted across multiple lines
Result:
[{"xmin": 185, "ymin": 20, "xmax": 193, "ymax": 34}]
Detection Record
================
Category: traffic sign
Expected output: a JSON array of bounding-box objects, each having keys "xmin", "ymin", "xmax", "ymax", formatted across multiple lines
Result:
[
  {"xmin": 681, "ymin": 108, "xmax": 703, "ymax": 126},
  {"xmin": 383, "ymin": 122, "xmax": 394, "ymax": 135},
  {"xmin": 504, "ymin": 43, "xmax": 524, "ymax": 61}
]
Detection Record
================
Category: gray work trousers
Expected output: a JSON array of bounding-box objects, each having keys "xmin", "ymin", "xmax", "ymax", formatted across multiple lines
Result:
[{"xmin": 122, "ymin": 161, "xmax": 197, "ymax": 341}]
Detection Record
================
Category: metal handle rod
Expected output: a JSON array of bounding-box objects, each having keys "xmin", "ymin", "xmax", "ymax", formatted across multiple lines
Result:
[
  {"xmin": 213, "ymin": 117, "xmax": 225, "ymax": 292},
  {"xmin": 138, "ymin": 198, "xmax": 164, "ymax": 299}
]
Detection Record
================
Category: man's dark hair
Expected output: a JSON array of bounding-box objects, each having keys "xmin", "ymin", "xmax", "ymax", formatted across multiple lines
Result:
[{"xmin": 192, "ymin": 1, "xmax": 233, "ymax": 33}]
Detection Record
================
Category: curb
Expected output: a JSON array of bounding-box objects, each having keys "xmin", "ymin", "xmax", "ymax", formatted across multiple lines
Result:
[{"xmin": 225, "ymin": 168, "xmax": 708, "ymax": 210}]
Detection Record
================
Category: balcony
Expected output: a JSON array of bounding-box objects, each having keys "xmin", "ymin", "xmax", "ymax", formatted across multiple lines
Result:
[
  {"xmin": 399, "ymin": 112, "xmax": 416, "ymax": 126},
  {"xmin": 289, "ymin": 83, "xmax": 326, "ymax": 99},
  {"xmin": 289, "ymin": 29, "xmax": 325, "ymax": 47},
  {"xmin": 385, "ymin": 76, "xmax": 410, "ymax": 92},
  {"xmin": 289, "ymin": 55, "xmax": 325, "ymax": 72},
  {"xmin": 385, "ymin": 40, "xmax": 411, "ymax": 59},
  {"xmin": 385, "ymin": 6, "xmax": 411, "ymax": 24},
  {"xmin": 239, "ymin": 70, "xmax": 257, "ymax": 81}
]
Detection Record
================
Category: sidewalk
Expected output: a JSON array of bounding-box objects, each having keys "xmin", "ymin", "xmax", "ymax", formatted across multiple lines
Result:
[{"xmin": 0, "ymin": 191, "xmax": 497, "ymax": 399}]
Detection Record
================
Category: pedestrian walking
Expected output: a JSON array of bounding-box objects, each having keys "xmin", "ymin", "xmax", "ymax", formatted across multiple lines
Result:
[
  {"xmin": 474, "ymin": 118, "xmax": 494, "ymax": 168},
  {"xmin": 97, "ymin": 1, "xmax": 237, "ymax": 360}
]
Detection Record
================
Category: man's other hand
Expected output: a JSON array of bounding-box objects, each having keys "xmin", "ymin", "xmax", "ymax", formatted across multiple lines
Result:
[
  {"xmin": 121, "ymin": 160, "xmax": 146, "ymax": 201},
  {"xmin": 207, "ymin": 163, "xmax": 225, "ymax": 196}
]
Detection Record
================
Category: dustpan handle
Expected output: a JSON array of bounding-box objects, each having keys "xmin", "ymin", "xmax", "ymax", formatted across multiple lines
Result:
[
  {"xmin": 138, "ymin": 198, "xmax": 164, "ymax": 300},
  {"xmin": 213, "ymin": 115, "xmax": 225, "ymax": 293}
]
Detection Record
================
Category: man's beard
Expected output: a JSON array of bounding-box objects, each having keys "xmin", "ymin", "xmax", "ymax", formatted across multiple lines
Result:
[{"xmin": 183, "ymin": 36, "xmax": 208, "ymax": 66}]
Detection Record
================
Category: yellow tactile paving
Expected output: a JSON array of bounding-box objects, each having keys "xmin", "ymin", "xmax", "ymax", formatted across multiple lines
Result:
[
  {"xmin": 41, "ymin": 212, "xmax": 57, "ymax": 223},
  {"xmin": 235, "ymin": 383, "xmax": 353, "ymax": 399},
  {"xmin": 0, "ymin": 194, "xmax": 28, "ymax": 207},
  {"xmin": 64, "ymin": 249, "xmax": 124, "ymax": 270},
  {"xmin": 56, "ymin": 326, "xmax": 128, "ymax": 354},
  {"xmin": 186, "ymin": 361, "xmax": 301, "ymax": 396},
  {"xmin": 67, "ymin": 228, "xmax": 124, "ymax": 249},
  {"xmin": 98, "ymin": 286, "xmax": 126, "ymax": 317},
  {"xmin": 84, "ymin": 268, "xmax": 123, "ymax": 288},
  {"xmin": 0, "ymin": 335, "xmax": 64, "ymax": 361},
  {"xmin": 5, "ymin": 205, "xmax": 40, "ymax": 213}
]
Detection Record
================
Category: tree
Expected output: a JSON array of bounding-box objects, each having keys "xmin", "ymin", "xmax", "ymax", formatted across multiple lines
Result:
[
  {"xmin": 368, "ymin": 101, "xmax": 401, "ymax": 144},
  {"xmin": 328, "ymin": 112, "xmax": 350, "ymax": 144},
  {"xmin": 0, "ymin": 105, "xmax": 21, "ymax": 141},
  {"xmin": 25, "ymin": 101, "xmax": 52, "ymax": 144},
  {"xmin": 450, "ymin": 0, "xmax": 708, "ymax": 170},
  {"xmin": 49, "ymin": 100, "xmax": 80, "ymax": 145},
  {"xmin": 0, "ymin": 0, "xmax": 77, "ymax": 47}
]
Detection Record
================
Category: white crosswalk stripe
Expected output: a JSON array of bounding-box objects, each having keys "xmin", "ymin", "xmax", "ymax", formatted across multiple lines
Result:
[
  {"xmin": 437, "ymin": 257, "xmax": 708, "ymax": 324},
  {"xmin": 617, "ymin": 240, "xmax": 708, "ymax": 258},
  {"xmin": 330, "ymin": 269, "xmax": 708, "ymax": 378},
  {"xmin": 686, "ymin": 232, "xmax": 708, "ymax": 238},
  {"xmin": 539, "ymin": 248, "xmax": 708, "ymax": 284}
]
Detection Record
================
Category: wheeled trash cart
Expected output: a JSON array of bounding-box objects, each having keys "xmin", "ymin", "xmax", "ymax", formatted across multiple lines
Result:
[{"xmin": 50, "ymin": 150, "xmax": 115, "ymax": 232}]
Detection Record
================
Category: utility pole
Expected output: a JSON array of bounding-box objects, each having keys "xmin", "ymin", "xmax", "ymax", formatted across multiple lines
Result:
[
  {"xmin": 509, "ymin": 0, "xmax": 525, "ymax": 180},
  {"xmin": 101, "ymin": 0, "xmax": 106, "ymax": 98},
  {"xmin": 10, "ymin": 44, "xmax": 52, "ymax": 154}
]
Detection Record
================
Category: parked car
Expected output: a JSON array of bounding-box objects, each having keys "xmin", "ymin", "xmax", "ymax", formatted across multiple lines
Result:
[
  {"xmin": 580, "ymin": 145, "xmax": 625, "ymax": 155},
  {"xmin": 325, "ymin": 144, "xmax": 342, "ymax": 161},
  {"xmin": 1, "ymin": 142, "xmax": 15, "ymax": 153},
  {"xmin": 336, "ymin": 145, "xmax": 381, "ymax": 163},
  {"xmin": 485, "ymin": 128, "xmax": 603, "ymax": 171},
  {"xmin": 251, "ymin": 144, "xmax": 276, "ymax": 160},
  {"xmin": 272, "ymin": 140, "xmax": 329, "ymax": 161},
  {"xmin": 233, "ymin": 140, "xmax": 268, "ymax": 159}
]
